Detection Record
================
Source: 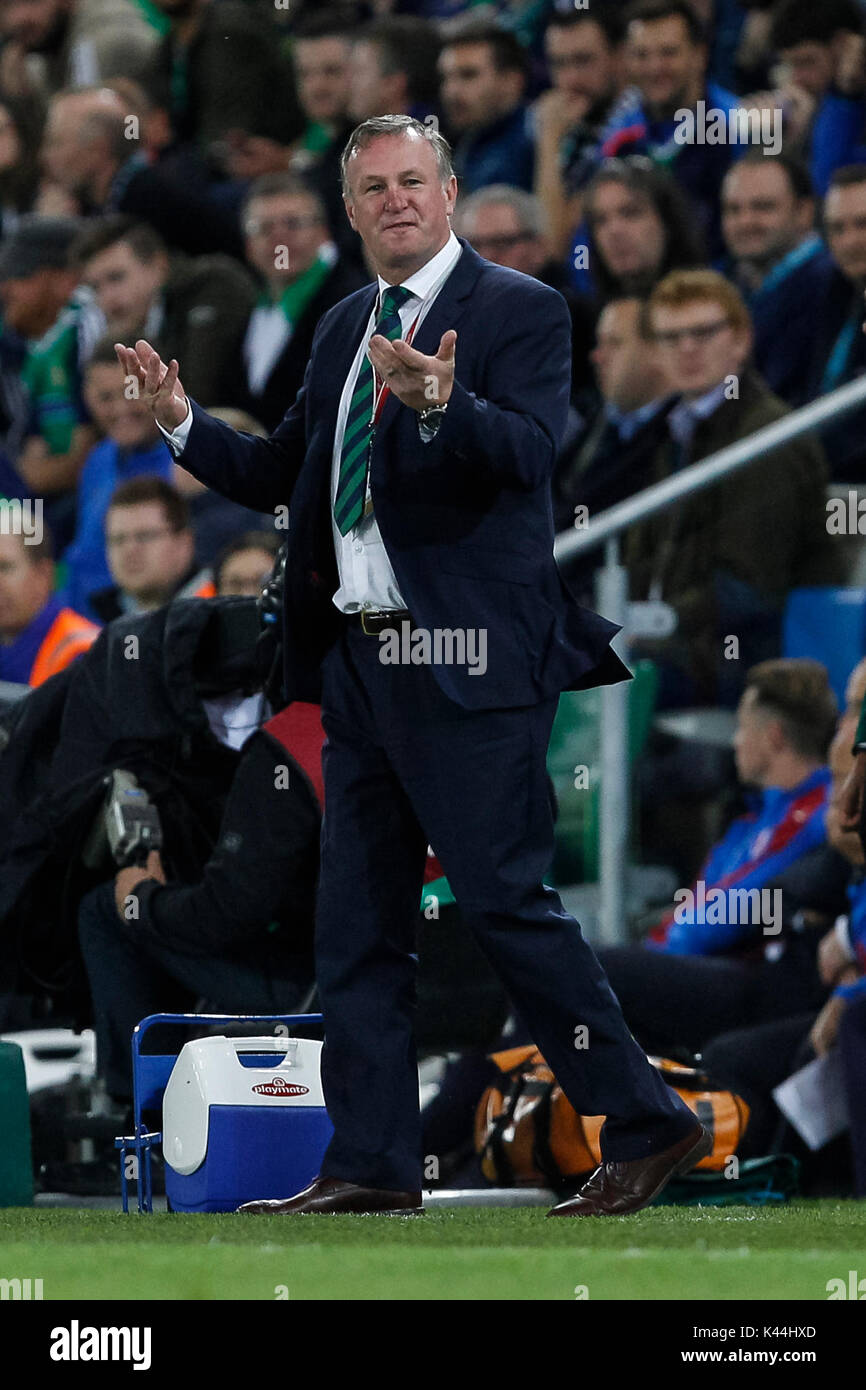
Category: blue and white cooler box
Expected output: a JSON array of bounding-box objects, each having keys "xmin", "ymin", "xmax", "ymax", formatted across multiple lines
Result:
[{"xmin": 162, "ymin": 1035, "xmax": 333, "ymax": 1213}]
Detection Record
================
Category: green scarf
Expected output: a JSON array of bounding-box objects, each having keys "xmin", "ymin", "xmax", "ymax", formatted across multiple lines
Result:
[{"xmin": 259, "ymin": 249, "xmax": 335, "ymax": 325}]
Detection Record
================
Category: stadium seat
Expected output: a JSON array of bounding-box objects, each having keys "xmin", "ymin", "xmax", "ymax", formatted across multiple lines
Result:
[{"xmin": 783, "ymin": 587, "xmax": 866, "ymax": 707}]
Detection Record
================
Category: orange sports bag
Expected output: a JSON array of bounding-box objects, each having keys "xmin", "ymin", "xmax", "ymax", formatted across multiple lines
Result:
[{"xmin": 474, "ymin": 1045, "xmax": 750, "ymax": 1188}]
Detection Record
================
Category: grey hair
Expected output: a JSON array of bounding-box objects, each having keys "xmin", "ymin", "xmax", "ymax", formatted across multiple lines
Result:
[
  {"xmin": 340, "ymin": 114, "xmax": 455, "ymax": 200},
  {"xmin": 453, "ymin": 184, "xmax": 548, "ymax": 241}
]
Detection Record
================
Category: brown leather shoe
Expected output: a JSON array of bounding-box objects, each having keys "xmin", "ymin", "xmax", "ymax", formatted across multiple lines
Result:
[
  {"xmin": 546, "ymin": 1124, "xmax": 713, "ymax": 1217},
  {"xmin": 236, "ymin": 1176, "xmax": 424, "ymax": 1215}
]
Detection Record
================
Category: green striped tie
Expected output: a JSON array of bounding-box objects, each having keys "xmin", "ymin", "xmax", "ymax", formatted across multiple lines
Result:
[{"xmin": 334, "ymin": 284, "xmax": 413, "ymax": 535}]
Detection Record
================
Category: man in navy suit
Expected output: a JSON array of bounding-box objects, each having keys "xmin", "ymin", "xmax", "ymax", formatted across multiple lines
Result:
[{"xmin": 115, "ymin": 114, "xmax": 709, "ymax": 1217}]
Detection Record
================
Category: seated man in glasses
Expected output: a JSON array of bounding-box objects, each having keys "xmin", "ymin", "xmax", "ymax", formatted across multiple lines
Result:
[
  {"xmin": 623, "ymin": 268, "xmax": 841, "ymax": 710},
  {"xmin": 89, "ymin": 476, "xmax": 215, "ymax": 625}
]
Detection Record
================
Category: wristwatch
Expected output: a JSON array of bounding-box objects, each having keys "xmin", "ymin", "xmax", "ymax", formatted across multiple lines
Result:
[{"xmin": 418, "ymin": 402, "xmax": 448, "ymax": 428}]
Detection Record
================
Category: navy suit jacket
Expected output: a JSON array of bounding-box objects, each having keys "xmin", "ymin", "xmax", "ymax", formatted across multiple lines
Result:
[{"xmin": 178, "ymin": 236, "xmax": 630, "ymax": 709}]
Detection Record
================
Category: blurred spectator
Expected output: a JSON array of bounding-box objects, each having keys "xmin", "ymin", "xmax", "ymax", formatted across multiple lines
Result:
[
  {"xmin": 596, "ymin": 661, "xmax": 838, "ymax": 1058},
  {"xmin": 41, "ymin": 86, "xmax": 243, "ymax": 257},
  {"xmin": 214, "ymin": 529, "xmax": 281, "ymax": 597},
  {"xmin": 553, "ymin": 294, "xmax": 673, "ymax": 571},
  {"xmin": 769, "ymin": 0, "xmax": 866, "ymax": 195},
  {"xmin": 0, "ymin": 215, "xmax": 102, "ymax": 532},
  {"xmin": 89, "ymin": 474, "xmax": 214, "ymax": 622},
  {"xmin": 438, "ymin": 20, "xmax": 535, "ymax": 193},
  {"xmin": 0, "ymin": 527, "xmax": 97, "ymax": 684},
  {"xmin": 626, "ymin": 269, "xmax": 838, "ymax": 708},
  {"xmin": 0, "ymin": 92, "xmax": 45, "ymax": 227},
  {"xmin": 288, "ymin": 8, "xmax": 359, "ymax": 269},
  {"xmin": 71, "ymin": 214, "xmax": 255, "ymax": 407},
  {"xmin": 238, "ymin": 173, "xmax": 368, "ymax": 433},
  {"xmin": 534, "ymin": 4, "xmax": 625, "ymax": 258},
  {"xmin": 144, "ymin": 0, "xmax": 304, "ymax": 172},
  {"xmin": 810, "ymin": 164, "xmax": 866, "ymax": 480},
  {"xmin": 575, "ymin": 156, "xmax": 705, "ymax": 301},
  {"xmin": 61, "ymin": 337, "xmax": 174, "ymax": 619},
  {"xmin": 0, "ymin": 0, "xmax": 157, "ymax": 103},
  {"xmin": 719, "ymin": 151, "xmax": 834, "ymax": 405},
  {"xmin": 699, "ymin": 657, "xmax": 866, "ymax": 1178},
  {"xmin": 347, "ymin": 15, "xmax": 441, "ymax": 124},
  {"xmin": 453, "ymin": 183, "xmax": 596, "ymax": 406},
  {"xmin": 597, "ymin": 0, "xmax": 740, "ymax": 257}
]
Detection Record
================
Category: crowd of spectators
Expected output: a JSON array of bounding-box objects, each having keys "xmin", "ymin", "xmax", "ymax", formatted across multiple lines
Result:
[{"xmin": 3, "ymin": 0, "xmax": 866, "ymax": 1196}]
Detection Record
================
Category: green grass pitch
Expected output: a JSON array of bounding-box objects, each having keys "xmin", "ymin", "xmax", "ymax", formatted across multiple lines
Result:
[{"xmin": 1, "ymin": 1201, "xmax": 865, "ymax": 1300}]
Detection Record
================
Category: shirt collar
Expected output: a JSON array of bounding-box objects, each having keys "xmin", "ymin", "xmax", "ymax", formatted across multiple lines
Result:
[
  {"xmin": 759, "ymin": 765, "xmax": 831, "ymax": 816},
  {"xmin": 604, "ymin": 397, "xmax": 665, "ymax": 441},
  {"xmin": 375, "ymin": 228, "xmax": 462, "ymax": 310},
  {"xmin": 668, "ymin": 379, "xmax": 729, "ymax": 444}
]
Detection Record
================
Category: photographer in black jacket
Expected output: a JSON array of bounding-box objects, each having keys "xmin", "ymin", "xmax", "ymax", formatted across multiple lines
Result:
[{"xmin": 78, "ymin": 695, "xmax": 324, "ymax": 1102}]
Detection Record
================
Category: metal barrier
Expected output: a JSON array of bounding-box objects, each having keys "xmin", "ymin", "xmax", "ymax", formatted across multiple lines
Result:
[{"xmin": 553, "ymin": 373, "xmax": 866, "ymax": 943}]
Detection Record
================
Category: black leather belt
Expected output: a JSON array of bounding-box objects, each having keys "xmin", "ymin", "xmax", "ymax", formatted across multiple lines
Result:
[{"xmin": 348, "ymin": 608, "xmax": 412, "ymax": 635}]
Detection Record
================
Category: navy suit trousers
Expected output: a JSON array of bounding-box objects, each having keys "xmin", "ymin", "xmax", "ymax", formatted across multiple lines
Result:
[{"xmin": 314, "ymin": 617, "xmax": 696, "ymax": 1191}]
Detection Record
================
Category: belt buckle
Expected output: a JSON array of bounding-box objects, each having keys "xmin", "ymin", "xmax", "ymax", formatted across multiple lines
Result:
[{"xmin": 360, "ymin": 608, "xmax": 380, "ymax": 635}]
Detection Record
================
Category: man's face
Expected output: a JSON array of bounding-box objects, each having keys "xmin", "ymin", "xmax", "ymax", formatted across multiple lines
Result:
[
  {"xmin": 0, "ymin": 534, "xmax": 53, "ymax": 639},
  {"xmin": 293, "ymin": 36, "xmax": 351, "ymax": 125},
  {"xmin": 105, "ymin": 501, "xmax": 193, "ymax": 605},
  {"xmin": 41, "ymin": 98, "xmax": 98, "ymax": 196},
  {"xmin": 218, "ymin": 546, "xmax": 276, "ymax": 597},
  {"xmin": 244, "ymin": 192, "xmax": 326, "ymax": 280},
  {"xmin": 778, "ymin": 41, "xmax": 835, "ymax": 99},
  {"xmin": 733, "ymin": 688, "xmax": 776, "ymax": 786},
  {"xmin": 343, "ymin": 132, "xmax": 456, "ymax": 278},
  {"xmin": 591, "ymin": 299, "xmax": 655, "ymax": 410},
  {"xmin": 0, "ymin": 267, "xmax": 70, "ymax": 339},
  {"xmin": 84, "ymin": 362, "xmax": 161, "ymax": 452},
  {"xmin": 722, "ymin": 162, "xmax": 811, "ymax": 266},
  {"xmin": 348, "ymin": 39, "xmax": 402, "ymax": 123},
  {"xmin": 82, "ymin": 241, "xmax": 167, "ymax": 339},
  {"xmin": 0, "ymin": 0, "xmax": 66, "ymax": 49},
  {"xmin": 827, "ymin": 663, "xmax": 866, "ymax": 862},
  {"xmin": 824, "ymin": 181, "xmax": 866, "ymax": 283},
  {"xmin": 465, "ymin": 201, "xmax": 543, "ymax": 274},
  {"xmin": 651, "ymin": 298, "xmax": 750, "ymax": 397},
  {"xmin": 590, "ymin": 180, "xmax": 666, "ymax": 282},
  {"xmin": 827, "ymin": 658, "xmax": 866, "ymax": 780},
  {"xmin": 544, "ymin": 18, "xmax": 616, "ymax": 118},
  {"xmin": 625, "ymin": 15, "xmax": 704, "ymax": 114},
  {"xmin": 438, "ymin": 42, "xmax": 521, "ymax": 132}
]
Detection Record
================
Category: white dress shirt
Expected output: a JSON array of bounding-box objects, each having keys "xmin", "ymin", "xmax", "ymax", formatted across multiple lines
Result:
[{"xmin": 160, "ymin": 228, "xmax": 463, "ymax": 614}]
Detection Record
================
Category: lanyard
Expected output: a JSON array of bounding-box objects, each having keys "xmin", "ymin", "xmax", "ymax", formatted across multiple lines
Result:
[
  {"xmin": 370, "ymin": 297, "xmax": 423, "ymax": 426},
  {"xmin": 357, "ymin": 296, "xmax": 423, "ymax": 520}
]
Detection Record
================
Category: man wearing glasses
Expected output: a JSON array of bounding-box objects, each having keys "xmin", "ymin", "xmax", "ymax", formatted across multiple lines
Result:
[
  {"xmin": 625, "ymin": 268, "xmax": 836, "ymax": 709},
  {"xmin": 238, "ymin": 175, "xmax": 368, "ymax": 433},
  {"xmin": 90, "ymin": 476, "xmax": 214, "ymax": 625}
]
